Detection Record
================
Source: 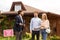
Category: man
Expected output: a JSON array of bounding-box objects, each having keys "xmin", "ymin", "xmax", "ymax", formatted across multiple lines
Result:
[
  {"xmin": 30, "ymin": 11, "xmax": 41, "ymax": 40},
  {"xmin": 13, "ymin": 10, "xmax": 25, "ymax": 40}
]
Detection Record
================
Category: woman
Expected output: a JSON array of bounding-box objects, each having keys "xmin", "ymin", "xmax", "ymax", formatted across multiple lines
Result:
[{"xmin": 40, "ymin": 13, "xmax": 50, "ymax": 40}]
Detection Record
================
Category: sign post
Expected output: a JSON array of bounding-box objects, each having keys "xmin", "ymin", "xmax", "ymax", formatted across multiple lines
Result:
[{"xmin": 3, "ymin": 29, "xmax": 14, "ymax": 40}]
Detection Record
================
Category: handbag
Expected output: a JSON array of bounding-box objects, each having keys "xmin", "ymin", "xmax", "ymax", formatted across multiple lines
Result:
[{"xmin": 46, "ymin": 27, "xmax": 51, "ymax": 33}]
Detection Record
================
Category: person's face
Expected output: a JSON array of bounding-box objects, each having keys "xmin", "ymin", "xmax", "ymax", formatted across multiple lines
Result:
[
  {"xmin": 42, "ymin": 15, "xmax": 46, "ymax": 20},
  {"xmin": 20, "ymin": 12, "xmax": 24, "ymax": 16},
  {"xmin": 34, "ymin": 13, "xmax": 38, "ymax": 17}
]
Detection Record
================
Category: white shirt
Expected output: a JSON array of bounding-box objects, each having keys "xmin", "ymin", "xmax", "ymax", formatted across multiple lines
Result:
[
  {"xmin": 20, "ymin": 15, "xmax": 23, "ymax": 23},
  {"xmin": 30, "ymin": 17, "xmax": 41, "ymax": 31}
]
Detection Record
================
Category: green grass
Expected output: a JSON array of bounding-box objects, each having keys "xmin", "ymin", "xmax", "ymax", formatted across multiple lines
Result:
[
  {"xmin": 0, "ymin": 33, "xmax": 60, "ymax": 40},
  {"xmin": 0, "ymin": 36, "xmax": 30, "ymax": 40},
  {"xmin": 0, "ymin": 36, "xmax": 15, "ymax": 40}
]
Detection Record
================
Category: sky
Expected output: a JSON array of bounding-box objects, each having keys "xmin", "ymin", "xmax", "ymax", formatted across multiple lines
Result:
[{"xmin": 0, "ymin": 0, "xmax": 60, "ymax": 15}]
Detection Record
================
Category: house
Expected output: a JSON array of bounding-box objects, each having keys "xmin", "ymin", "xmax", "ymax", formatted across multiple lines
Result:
[{"xmin": 0, "ymin": 1, "xmax": 60, "ymax": 36}]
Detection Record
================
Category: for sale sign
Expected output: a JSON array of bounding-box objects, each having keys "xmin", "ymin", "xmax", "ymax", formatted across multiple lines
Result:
[{"xmin": 3, "ymin": 29, "xmax": 14, "ymax": 37}]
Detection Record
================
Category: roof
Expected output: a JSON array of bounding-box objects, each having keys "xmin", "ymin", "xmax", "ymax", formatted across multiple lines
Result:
[
  {"xmin": 1, "ymin": 1, "xmax": 60, "ymax": 17},
  {"xmin": 1, "ymin": 1, "xmax": 44, "ymax": 14},
  {"xmin": 23, "ymin": 5, "xmax": 44, "ymax": 13}
]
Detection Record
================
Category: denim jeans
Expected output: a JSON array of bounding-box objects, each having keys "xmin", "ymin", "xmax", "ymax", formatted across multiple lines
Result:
[{"xmin": 41, "ymin": 29, "xmax": 47, "ymax": 40}]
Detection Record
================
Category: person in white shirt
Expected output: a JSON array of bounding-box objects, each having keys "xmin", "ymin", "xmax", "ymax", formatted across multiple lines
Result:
[
  {"xmin": 30, "ymin": 11, "xmax": 41, "ymax": 40},
  {"xmin": 40, "ymin": 13, "xmax": 50, "ymax": 40}
]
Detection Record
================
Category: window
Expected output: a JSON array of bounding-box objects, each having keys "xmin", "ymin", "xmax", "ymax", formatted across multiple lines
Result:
[{"xmin": 15, "ymin": 5, "xmax": 21, "ymax": 11}]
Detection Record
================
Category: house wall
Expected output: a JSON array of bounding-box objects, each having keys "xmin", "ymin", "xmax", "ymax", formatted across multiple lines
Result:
[
  {"xmin": 49, "ymin": 18, "xmax": 57, "ymax": 36},
  {"xmin": 56, "ymin": 18, "xmax": 60, "ymax": 36},
  {"xmin": 23, "ymin": 16, "xmax": 32, "ymax": 32}
]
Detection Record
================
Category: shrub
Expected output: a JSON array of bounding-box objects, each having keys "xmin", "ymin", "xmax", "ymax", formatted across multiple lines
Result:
[{"xmin": 50, "ymin": 35, "xmax": 60, "ymax": 40}]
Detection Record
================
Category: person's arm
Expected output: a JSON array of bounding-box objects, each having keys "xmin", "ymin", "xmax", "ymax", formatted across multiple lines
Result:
[
  {"xmin": 15, "ymin": 16, "xmax": 19, "ymax": 25},
  {"xmin": 30, "ymin": 19, "xmax": 33, "ymax": 33}
]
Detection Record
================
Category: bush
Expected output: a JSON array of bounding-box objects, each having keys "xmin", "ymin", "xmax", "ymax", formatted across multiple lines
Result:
[
  {"xmin": 50, "ymin": 35, "xmax": 60, "ymax": 40},
  {"xmin": 22, "ymin": 33, "xmax": 60, "ymax": 40}
]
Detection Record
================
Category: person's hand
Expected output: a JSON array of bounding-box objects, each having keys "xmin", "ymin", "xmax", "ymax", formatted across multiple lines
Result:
[
  {"xmin": 30, "ymin": 31, "xmax": 32, "ymax": 34},
  {"xmin": 19, "ymin": 23, "xmax": 23, "ymax": 26},
  {"xmin": 40, "ymin": 27, "xmax": 44, "ymax": 29},
  {"xmin": 44, "ymin": 27, "xmax": 48, "ymax": 29}
]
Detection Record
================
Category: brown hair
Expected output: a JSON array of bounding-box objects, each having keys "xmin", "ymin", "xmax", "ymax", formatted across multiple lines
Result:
[
  {"xmin": 18, "ymin": 10, "xmax": 23, "ymax": 15},
  {"xmin": 42, "ymin": 13, "xmax": 48, "ymax": 20}
]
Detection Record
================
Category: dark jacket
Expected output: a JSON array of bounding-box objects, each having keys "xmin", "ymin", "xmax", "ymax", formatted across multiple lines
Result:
[{"xmin": 13, "ymin": 15, "xmax": 24, "ymax": 32}]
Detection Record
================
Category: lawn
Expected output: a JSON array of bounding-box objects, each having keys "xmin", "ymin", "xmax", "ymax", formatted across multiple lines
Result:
[
  {"xmin": 0, "ymin": 36, "xmax": 39, "ymax": 40},
  {"xmin": 0, "ymin": 36, "xmax": 60, "ymax": 40},
  {"xmin": 0, "ymin": 36, "xmax": 30, "ymax": 40},
  {"xmin": 0, "ymin": 32, "xmax": 60, "ymax": 40},
  {"xmin": 0, "ymin": 36, "xmax": 15, "ymax": 40}
]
